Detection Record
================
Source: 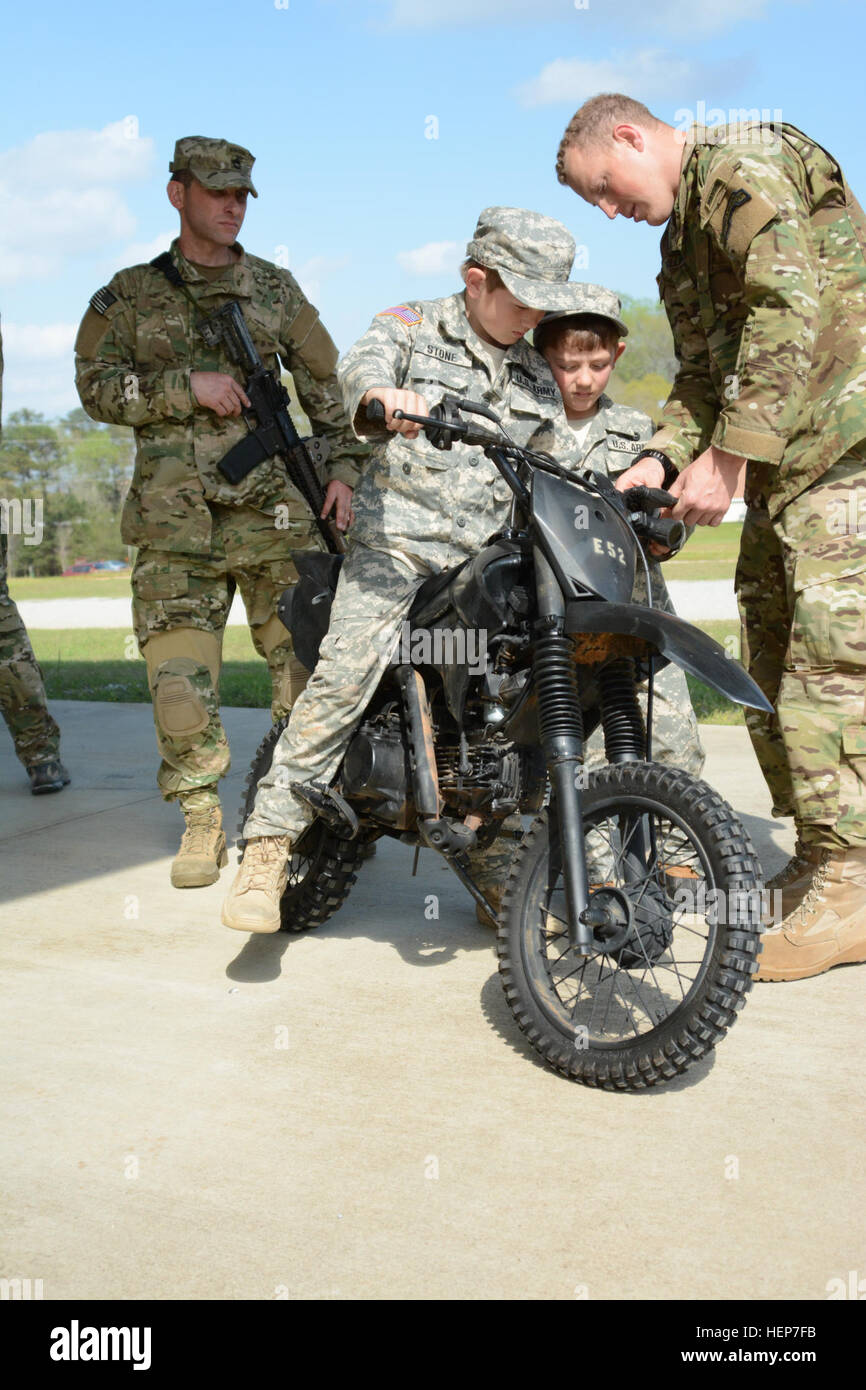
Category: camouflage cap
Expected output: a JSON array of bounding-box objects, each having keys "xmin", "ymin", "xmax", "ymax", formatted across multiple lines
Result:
[
  {"xmin": 169, "ymin": 136, "xmax": 258, "ymax": 197},
  {"xmin": 465, "ymin": 207, "xmax": 577, "ymax": 311},
  {"xmin": 538, "ymin": 283, "xmax": 628, "ymax": 337}
]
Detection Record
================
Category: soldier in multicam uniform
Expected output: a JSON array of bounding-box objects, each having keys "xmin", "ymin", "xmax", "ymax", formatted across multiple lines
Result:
[
  {"xmin": 222, "ymin": 207, "xmax": 581, "ymax": 934},
  {"xmin": 75, "ymin": 137, "xmax": 366, "ymax": 888},
  {"xmin": 558, "ymin": 94, "xmax": 866, "ymax": 980},
  {"xmin": 0, "ymin": 319, "xmax": 70, "ymax": 794}
]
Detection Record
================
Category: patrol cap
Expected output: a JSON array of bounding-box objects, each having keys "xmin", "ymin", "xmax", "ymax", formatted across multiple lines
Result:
[
  {"xmin": 537, "ymin": 282, "xmax": 628, "ymax": 337},
  {"xmin": 169, "ymin": 136, "xmax": 258, "ymax": 197},
  {"xmin": 465, "ymin": 207, "xmax": 577, "ymax": 312}
]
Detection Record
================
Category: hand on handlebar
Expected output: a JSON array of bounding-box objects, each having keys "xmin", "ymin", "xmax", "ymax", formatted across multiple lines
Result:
[
  {"xmin": 621, "ymin": 486, "xmax": 686, "ymax": 559},
  {"xmin": 361, "ymin": 388, "xmax": 429, "ymax": 439}
]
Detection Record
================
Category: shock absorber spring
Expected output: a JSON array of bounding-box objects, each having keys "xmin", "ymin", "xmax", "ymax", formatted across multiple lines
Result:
[
  {"xmin": 598, "ymin": 658, "xmax": 645, "ymax": 762},
  {"xmin": 533, "ymin": 626, "xmax": 583, "ymax": 752}
]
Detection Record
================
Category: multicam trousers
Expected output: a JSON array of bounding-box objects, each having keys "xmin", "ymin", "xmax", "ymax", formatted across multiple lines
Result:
[
  {"xmin": 736, "ymin": 444, "xmax": 866, "ymax": 849},
  {"xmin": 132, "ymin": 502, "xmax": 318, "ymax": 805},
  {"xmin": 0, "ymin": 536, "xmax": 61, "ymax": 768}
]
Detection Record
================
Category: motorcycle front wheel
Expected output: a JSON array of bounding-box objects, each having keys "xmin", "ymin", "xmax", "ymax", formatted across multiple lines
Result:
[{"xmin": 497, "ymin": 762, "xmax": 764, "ymax": 1090}]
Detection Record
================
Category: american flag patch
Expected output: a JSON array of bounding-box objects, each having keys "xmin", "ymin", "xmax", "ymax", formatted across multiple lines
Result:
[
  {"xmin": 376, "ymin": 304, "xmax": 423, "ymax": 327},
  {"xmin": 90, "ymin": 286, "xmax": 118, "ymax": 315}
]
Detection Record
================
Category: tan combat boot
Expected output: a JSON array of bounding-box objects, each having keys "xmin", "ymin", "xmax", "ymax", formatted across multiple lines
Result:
[
  {"xmin": 762, "ymin": 839, "xmax": 829, "ymax": 923},
  {"xmin": 221, "ymin": 835, "xmax": 292, "ymax": 934},
  {"xmin": 756, "ymin": 845, "xmax": 866, "ymax": 981},
  {"xmin": 171, "ymin": 805, "xmax": 228, "ymax": 888}
]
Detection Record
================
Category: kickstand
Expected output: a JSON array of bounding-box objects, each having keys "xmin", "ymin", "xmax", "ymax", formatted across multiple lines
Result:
[{"xmin": 412, "ymin": 844, "xmax": 420, "ymax": 877}]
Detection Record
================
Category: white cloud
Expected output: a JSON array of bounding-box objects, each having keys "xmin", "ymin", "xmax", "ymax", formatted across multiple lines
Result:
[
  {"xmin": 0, "ymin": 120, "xmax": 156, "ymax": 287},
  {"xmin": 1, "ymin": 322, "xmax": 77, "ymax": 360},
  {"xmin": 2, "ymin": 363, "xmax": 79, "ymax": 420},
  {"xmin": 396, "ymin": 241, "xmax": 462, "ymax": 276},
  {"xmin": 111, "ymin": 230, "xmax": 175, "ymax": 272},
  {"xmin": 295, "ymin": 254, "xmax": 351, "ymax": 303},
  {"xmin": 0, "ymin": 118, "xmax": 154, "ymax": 191},
  {"xmin": 381, "ymin": 0, "xmax": 778, "ymax": 35},
  {"xmin": 516, "ymin": 49, "xmax": 698, "ymax": 108},
  {"xmin": 0, "ymin": 323, "xmax": 80, "ymax": 419},
  {"xmin": 385, "ymin": 0, "xmax": 548, "ymax": 23}
]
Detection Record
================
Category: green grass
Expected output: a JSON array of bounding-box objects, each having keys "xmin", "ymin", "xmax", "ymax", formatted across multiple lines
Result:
[
  {"xmin": 665, "ymin": 522, "xmax": 741, "ymax": 583},
  {"xmin": 9, "ymin": 573, "xmax": 133, "ymax": 600},
  {"xmin": 32, "ymin": 618, "xmax": 748, "ymax": 724},
  {"xmin": 682, "ymin": 620, "xmax": 744, "ymax": 725},
  {"xmin": 32, "ymin": 627, "xmax": 273, "ymax": 708},
  {"xmin": 11, "ymin": 525, "xmax": 742, "ymax": 595}
]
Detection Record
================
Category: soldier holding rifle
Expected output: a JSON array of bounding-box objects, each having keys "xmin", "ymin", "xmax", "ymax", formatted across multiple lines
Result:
[{"xmin": 75, "ymin": 137, "xmax": 366, "ymax": 888}]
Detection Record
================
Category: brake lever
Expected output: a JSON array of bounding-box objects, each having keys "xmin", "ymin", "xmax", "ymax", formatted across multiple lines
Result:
[{"xmin": 363, "ymin": 398, "xmax": 499, "ymax": 450}]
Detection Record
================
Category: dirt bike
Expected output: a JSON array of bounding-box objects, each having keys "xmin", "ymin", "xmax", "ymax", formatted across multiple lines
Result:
[{"xmin": 238, "ymin": 395, "xmax": 772, "ymax": 1091}]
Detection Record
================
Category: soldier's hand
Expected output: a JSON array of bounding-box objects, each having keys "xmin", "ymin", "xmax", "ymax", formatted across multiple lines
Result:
[
  {"xmin": 614, "ymin": 458, "xmax": 670, "ymax": 556},
  {"xmin": 668, "ymin": 446, "xmax": 745, "ymax": 527},
  {"xmin": 613, "ymin": 457, "xmax": 666, "ymax": 494},
  {"xmin": 361, "ymin": 387, "xmax": 428, "ymax": 439},
  {"xmin": 321, "ymin": 480, "xmax": 354, "ymax": 532},
  {"xmin": 191, "ymin": 372, "xmax": 251, "ymax": 417}
]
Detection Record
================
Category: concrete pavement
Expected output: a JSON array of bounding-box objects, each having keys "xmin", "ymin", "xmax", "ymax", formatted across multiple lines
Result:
[{"xmin": 1, "ymin": 701, "xmax": 862, "ymax": 1300}]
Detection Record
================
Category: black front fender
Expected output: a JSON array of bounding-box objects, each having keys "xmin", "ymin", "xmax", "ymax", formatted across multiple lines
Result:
[{"xmin": 565, "ymin": 600, "xmax": 773, "ymax": 713}]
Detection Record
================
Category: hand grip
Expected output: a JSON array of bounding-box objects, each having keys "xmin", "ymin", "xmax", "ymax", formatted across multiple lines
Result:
[
  {"xmin": 622, "ymin": 485, "xmax": 677, "ymax": 510},
  {"xmin": 639, "ymin": 516, "xmax": 687, "ymax": 555}
]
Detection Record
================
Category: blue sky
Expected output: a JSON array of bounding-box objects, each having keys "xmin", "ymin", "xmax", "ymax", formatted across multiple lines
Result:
[{"xmin": 1, "ymin": 0, "xmax": 862, "ymax": 416}]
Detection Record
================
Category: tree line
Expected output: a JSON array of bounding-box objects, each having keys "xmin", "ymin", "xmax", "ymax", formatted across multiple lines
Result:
[{"xmin": 0, "ymin": 295, "xmax": 677, "ymax": 577}]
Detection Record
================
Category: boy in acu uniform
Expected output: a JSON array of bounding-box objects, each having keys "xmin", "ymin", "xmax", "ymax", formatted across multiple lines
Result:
[
  {"xmin": 222, "ymin": 207, "xmax": 579, "ymax": 933},
  {"xmin": 534, "ymin": 285, "xmax": 704, "ymax": 781}
]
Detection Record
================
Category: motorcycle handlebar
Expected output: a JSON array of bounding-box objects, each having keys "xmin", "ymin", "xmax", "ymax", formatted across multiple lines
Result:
[{"xmin": 621, "ymin": 485, "xmax": 677, "ymax": 510}]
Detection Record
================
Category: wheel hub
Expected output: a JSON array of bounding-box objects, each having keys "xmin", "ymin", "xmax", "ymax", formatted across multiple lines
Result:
[{"xmin": 588, "ymin": 880, "xmax": 675, "ymax": 969}]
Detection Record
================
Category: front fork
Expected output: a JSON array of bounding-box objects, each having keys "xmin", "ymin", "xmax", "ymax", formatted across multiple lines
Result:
[
  {"xmin": 533, "ymin": 549, "xmax": 600, "ymax": 954},
  {"xmin": 597, "ymin": 657, "xmax": 656, "ymax": 880}
]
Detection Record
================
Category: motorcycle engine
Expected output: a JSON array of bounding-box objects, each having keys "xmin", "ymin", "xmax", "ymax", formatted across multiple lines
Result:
[{"xmin": 341, "ymin": 706, "xmax": 546, "ymax": 827}]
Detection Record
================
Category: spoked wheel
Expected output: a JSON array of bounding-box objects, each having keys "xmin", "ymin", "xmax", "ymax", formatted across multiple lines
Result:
[
  {"xmin": 238, "ymin": 718, "xmax": 367, "ymax": 933},
  {"xmin": 497, "ymin": 762, "xmax": 764, "ymax": 1090}
]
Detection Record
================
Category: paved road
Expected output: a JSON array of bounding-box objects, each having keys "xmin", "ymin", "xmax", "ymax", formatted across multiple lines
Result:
[
  {"xmin": 1, "ymin": 702, "xmax": 862, "ymax": 1299},
  {"xmin": 15, "ymin": 581, "xmax": 739, "ymax": 628}
]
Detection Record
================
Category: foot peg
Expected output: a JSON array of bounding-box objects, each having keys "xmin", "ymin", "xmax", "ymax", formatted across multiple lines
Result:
[
  {"xmin": 418, "ymin": 817, "xmax": 478, "ymax": 855},
  {"xmin": 290, "ymin": 780, "xmax": 359, "ymax": 837}
]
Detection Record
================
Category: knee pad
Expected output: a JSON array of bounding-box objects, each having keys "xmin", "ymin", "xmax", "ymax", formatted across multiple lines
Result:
[
  {"xmin": 152, "ymin": 659, "xmax": 211, "ymax": 737},
  {"xmin": 275, "ymin": 651, "xmax": 311, "ymax": 714},
  {"xmin": 144, "ymin": 631, "xmax": 221, "ymax": 739},
  {"xmin": 143, "ymin": 628, "xmax": 222, "ymax": 687}
]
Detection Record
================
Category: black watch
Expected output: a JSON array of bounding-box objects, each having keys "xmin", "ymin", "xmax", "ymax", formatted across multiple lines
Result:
[{"xmin": 635, "ymin": 448, "xmax": 679, "ymax": 490}]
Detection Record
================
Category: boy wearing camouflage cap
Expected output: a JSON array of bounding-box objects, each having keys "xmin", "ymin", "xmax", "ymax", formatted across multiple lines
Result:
[
  {"xmin": 534, "ymin": 285, "xmax": 704, "ymax": 781},
  {"xmin": 222, "ymin": 207, "xmax": 579, "ymax": 933},
  {"xmin": 75, "ymin": 136, "xmax": 367, "ymax": 889}
]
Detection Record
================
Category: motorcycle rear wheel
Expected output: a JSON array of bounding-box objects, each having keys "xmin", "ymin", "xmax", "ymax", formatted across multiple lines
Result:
[
  {"xmin": 238, "ymin": 718, "xmax": 366, "ymax": 933},
  {"xmin": 497, "ymin": 762, "xmax": 763, "ymax": 1090}
]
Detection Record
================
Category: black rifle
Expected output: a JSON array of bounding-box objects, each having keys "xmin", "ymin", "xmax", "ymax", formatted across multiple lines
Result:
[{"xmin": 198, "ymin": 300, "xmax": 344, "ymax": 555}]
